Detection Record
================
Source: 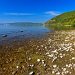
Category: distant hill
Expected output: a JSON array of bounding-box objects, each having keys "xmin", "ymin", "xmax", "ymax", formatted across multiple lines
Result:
[
  {"xmin": 8, "ymin": 22, "xmax": 42, "ymax": 26},
  {"xmin": 45, "ymin": 11, "xmax": 75, "ymax": 29}
]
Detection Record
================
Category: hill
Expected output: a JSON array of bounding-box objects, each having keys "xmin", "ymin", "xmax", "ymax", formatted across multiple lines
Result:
[
  {"xmin": 45, "ymin": 11, "xmax": 75, "ymax": 30},
  {"xmin": 8, "ymin": 22, "xmax": 42, "ymax": 26}
]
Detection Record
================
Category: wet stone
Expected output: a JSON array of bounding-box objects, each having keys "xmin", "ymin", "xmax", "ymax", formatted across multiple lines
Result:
[
  {"xmin": 20, "ymin": 31, "xmax": 23, "ymax": 32},
  {"xmin": 2, "ymin": 34, "xmax": 8, "ymax": 37},
  {"xmin": 29, "ymin": 71, "xmax": 35, "ymax": 75}
]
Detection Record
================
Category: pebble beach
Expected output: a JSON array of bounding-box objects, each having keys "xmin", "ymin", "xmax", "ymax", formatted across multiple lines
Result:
[{"xmin": 0, "ymin": 30, "xmax": 75, "ymax": 75}]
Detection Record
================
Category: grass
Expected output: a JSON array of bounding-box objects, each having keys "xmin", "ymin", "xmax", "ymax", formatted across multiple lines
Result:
[{"xmin": 46, "ymin": 24, "xmax": 75, "ymax": 30}]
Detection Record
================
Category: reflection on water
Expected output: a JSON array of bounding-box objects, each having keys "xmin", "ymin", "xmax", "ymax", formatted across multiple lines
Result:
[{"xmin": 0, "ymin": 23, "xmax": 51, "ymax": 40}]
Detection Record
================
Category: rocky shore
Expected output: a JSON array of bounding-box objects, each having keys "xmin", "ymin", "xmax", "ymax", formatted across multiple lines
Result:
[{"xmin": 0, "ymin": 30, "xmax": 75, "ymax": 75}]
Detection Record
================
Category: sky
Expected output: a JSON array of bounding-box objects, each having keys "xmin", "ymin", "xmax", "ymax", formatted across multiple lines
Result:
[{"xmin": 0, "ymin": 0, "xmax": 75, "ymax": 23}]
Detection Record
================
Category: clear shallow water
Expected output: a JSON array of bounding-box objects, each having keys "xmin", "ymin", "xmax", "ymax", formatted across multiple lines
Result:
[{"xmin": 0, "ymin": 23, "xmax": 51, "ymax": 40}]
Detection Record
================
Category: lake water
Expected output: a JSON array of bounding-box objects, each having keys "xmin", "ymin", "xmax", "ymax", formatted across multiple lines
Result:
[{"xmin": 0, "ymin": 23, "xmax": 51, "ymax": 41}]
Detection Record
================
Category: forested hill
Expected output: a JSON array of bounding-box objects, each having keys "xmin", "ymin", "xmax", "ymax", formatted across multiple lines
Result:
[{"xmin": 45, "ymin": 11, "xmax": 75, "ymax": 27}]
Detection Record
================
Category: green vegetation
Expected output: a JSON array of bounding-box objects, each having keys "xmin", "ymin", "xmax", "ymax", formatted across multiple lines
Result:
[{"xmin": 45, "ymin": 11, "xmax": 75, "ymax": 30}]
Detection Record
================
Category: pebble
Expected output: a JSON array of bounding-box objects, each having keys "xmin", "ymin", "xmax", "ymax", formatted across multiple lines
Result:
[
  {"xmin": 20, "ymin": 31, "xmax": 23, "ymax": 32},
  {"xmin": 37, "ymin": 59, "xmax": 41, "ymax": 62},
  {"xmin": 29, "ymin": 64, "xmax": 34, "ymax": 68},
  {"xmin": 53, "ymin": 65, "xmax": 57, "ymax": 68},
  {"xmin": 56, "ymin": 71, "xmax": 60, "ymax": 75},
  {"xmin": 16, "ymin": 66, "xmax": 19, "ymax": 69},
  {"xmin": 29, "ymin": 71, "xmax": 35, "ymax": 75},
  {"xmin": 28, "ymin": 57, "xmax": 32, "ymax": 60},
  {"xmin": 72, "ymin": 57, "xmax": 75, "ymax": 60},
  {"xmin": 52, "ymin": 70, "xmax": 55, "ymax": 74},
  {"xmin": 2, "ymin": 34, "xmax": 7, "ymax": 37},
  {"xmin": 43, "ymin": 64, "xmax": 46, "ymax": 67}
]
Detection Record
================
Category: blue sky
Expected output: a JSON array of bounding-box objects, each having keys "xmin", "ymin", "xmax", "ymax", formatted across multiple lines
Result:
[{"xmin": 0, "ymin": 0, "xmax": 75, "ymax": 23}]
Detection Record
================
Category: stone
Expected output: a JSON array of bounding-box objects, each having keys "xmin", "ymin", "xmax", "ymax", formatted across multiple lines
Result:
[
  {"xmin": 53, "ymin": 65, "xmax": 57, "ymax": 68},
  {"xmin": 29, "ymin": 71, "xmax": 35, "ymax": 75},
  {"xmin": 2, "ymin": 34, "xmax": 7, "ymax": 37},
  {"xmin": 37, "ymin": 59, "xmax": 41, "ymax": 62},
  {"xmin": 16, "ymin": 66, "xmax": 19, "ymax": 69},
  {"xmin": 20, "ymin": 31, "xmax": 23, "ymax": 32},
  {"xmin": 28, "ymin": 57, "xmax": 31, "ymax": 60}
]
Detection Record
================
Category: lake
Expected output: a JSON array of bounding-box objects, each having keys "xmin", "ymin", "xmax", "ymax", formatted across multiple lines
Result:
[
  {"xmin": 1, "ymin": 24, "xmax": 75, "ymax": 75},
  {"xmin": 0, "ymin": 23, "xmax": 51, "ymax": 42}
]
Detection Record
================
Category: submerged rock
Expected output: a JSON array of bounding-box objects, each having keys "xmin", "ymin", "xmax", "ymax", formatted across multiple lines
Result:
[
  {"xmin": 20, "ymin": 31, "xmax": 23, "ymax": 32},
  {"xmin": 2, "ymin": 34, "xmax": 7, "ymax": 37}
]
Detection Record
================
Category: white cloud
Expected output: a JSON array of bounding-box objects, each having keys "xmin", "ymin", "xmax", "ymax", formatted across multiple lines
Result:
[
  {"xmin": 4, "ymin": 13, "xmax": 33, "ymax": 16},
  {"xmin": 45, "ymin": 11, "xmax": 60, "ymax": 16}
]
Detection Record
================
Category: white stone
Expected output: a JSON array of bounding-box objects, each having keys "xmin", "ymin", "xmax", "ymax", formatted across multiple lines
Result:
[
  {"xmin": 29, "ymin": 57, "xmax": 31, "ymax": 60},
  {"xmin": 63, "ymin": 68, "xmax": 66, "ymax": 71},
  {"xmin": 41, "ymin": 45, "xmax": 44, "ymax": 47},
  {"xmin": 53, "ymin": 65, "xmax": 57, "ymax": 68},
  {"xmin": 46, "ymin": 52, "xmax": 49, "ymax": 55},
  {"xmin": 72, "ymin": 57, "xmax": 75, "ymax": 60},
  {"xmin": 52, "ymin": 70, "xmax": 55, "ymax": 74},
  {"xmin": 66, "ymin": 64, "xmax": 68, "ymax": 67},
  {"xmin": 52, "ymin": 57, "xmax": 57, "ymax": 62},
  {"xmin": 37, "ymin": 59, "xmax": 40, "ymax": 62},
  {"xmin": 29, "ymin": 71, "xmax": 34, "ymax": 75},
  {"xmin": 56, "ymin": 71, "xmax": 60, "ymax": 75},
  {"xmin": 48, "ymin": 54, "xmax": 54, "ymax": 58},
  {"xmin": 60, "ymin": 55, "xmax": 63, "ymax": 58},
  {"xmin": 44, "ymin": 64, "xmax": 46, "ymax": 67},
  {"xmin": 16, "ymin": 66, "xmax": 19, "ymax": 69}
]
